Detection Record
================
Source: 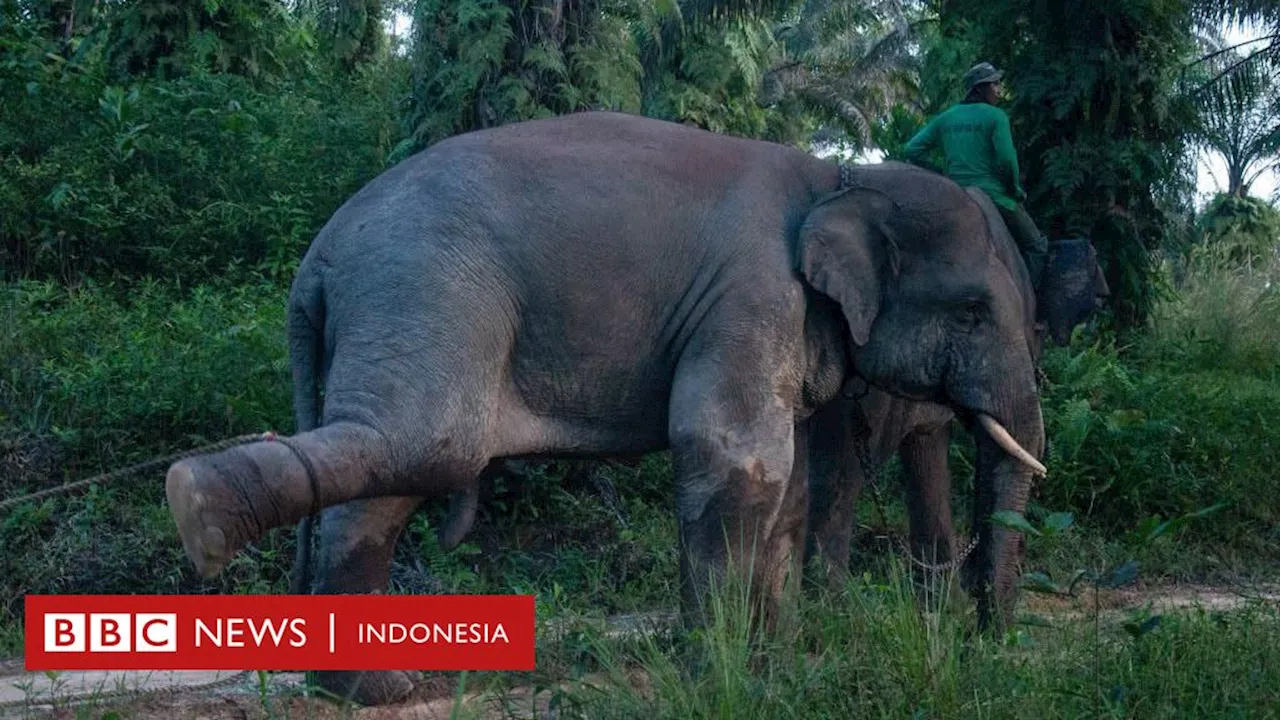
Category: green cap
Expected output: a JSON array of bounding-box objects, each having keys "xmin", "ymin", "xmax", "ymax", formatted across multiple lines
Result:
[{"xmin": 963, "ymin": 62, "xmax": 1003, "ymax": 92}]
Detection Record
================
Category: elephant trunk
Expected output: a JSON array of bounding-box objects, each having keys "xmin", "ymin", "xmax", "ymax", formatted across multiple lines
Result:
[{"xmin": 966, "ymin": 397, "xmax": 1045, "ymax": 631}]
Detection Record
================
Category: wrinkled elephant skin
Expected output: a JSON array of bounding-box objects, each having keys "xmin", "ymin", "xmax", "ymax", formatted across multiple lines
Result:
[
  {"xmin": 805, "ymin": 188, "xmax": 1109, "ymax": 631},
  {"xmin": 164, "ymin": 112, "xmax": 1046, "ymax": 704}
]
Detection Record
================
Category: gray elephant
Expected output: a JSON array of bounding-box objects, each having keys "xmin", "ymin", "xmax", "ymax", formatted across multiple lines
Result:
[
  {"xmin": 163, "ymin": 111, "xmax": 1047, "ymax": 705},
  {"xmin": 470, "ymin": 228, "xmax": 1108, "ymax": 619},
  {"xmin": 804, "ymin": 202, "xmax": 1111, "ymax": 623}
]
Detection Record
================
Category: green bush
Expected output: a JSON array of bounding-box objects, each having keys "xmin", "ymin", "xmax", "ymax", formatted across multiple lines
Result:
[
  {"xmin": 1029, "ymin": 238, "xmax": 1279, "ymax": 552},
  {"xmin": 0, "ymin": 279, "xmax": 298, "ymax": 653},
  {"xmin": 1195, "ymin": 193, "xmax": 1280, "ymax": 270},
  {"xmin": 1, "ymin": 279, "xmax": 292, "ymax": 471},
  {"xmin": 0, "ymin": 27, "xmax": 408, "ymax": 285},
  {"xmin": 1036, "ymin": 339, "xmax": 1280, "ymax": 548}
]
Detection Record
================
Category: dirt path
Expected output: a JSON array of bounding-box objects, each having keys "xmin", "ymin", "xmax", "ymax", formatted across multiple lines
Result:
[
  {"xmin": 1021, "ymin": 580, "xmax": 1280, "ymax": 618},
  {"xmin": 3, "ymin": 585, "xmax": 1276, "ymax": 720}
]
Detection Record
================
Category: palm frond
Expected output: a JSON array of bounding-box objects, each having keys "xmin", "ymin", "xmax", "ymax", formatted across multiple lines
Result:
[{"xmin": 1193, "ymin": 0, "xmax": 1280, "ymax": 27}]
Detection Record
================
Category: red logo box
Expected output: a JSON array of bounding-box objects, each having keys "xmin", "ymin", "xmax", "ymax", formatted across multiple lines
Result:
[{"xmin": 25, "ymin": 595, "xmax": 536, "ymax": 671}]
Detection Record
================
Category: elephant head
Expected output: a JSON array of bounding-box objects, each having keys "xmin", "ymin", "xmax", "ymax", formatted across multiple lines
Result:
[
  {"xmin": 797, "ymin": 162, "xmax": 1046, "ymax": 628},
  {"xmin": 1040, "ymin": 238, "xmax": 1111, "ymax": 346}
]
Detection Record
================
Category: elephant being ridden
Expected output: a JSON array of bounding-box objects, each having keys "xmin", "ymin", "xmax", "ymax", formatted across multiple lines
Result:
[
  {"xmin": 804, "ymin": 189, "xmax": 1111, "ymax": 622},
  {"xmin": 162, "ymin": 112, "xmax": 1049, "ymax": 705}
]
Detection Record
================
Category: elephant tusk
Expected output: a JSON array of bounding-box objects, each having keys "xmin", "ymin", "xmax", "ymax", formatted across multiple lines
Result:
[{"xmin": 977, "ymin": 413, "xmax": 1047, "ymax": 476}]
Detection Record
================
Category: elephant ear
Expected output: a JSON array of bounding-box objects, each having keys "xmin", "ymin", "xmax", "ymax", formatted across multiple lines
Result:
[{"xmin": 797, "ymin": 187, "xmax": 898, "ymax": 346}]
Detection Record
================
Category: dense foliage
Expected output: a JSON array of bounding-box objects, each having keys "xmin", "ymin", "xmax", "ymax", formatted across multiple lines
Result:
[
  {"xmin": 928, "ymin": 0, "xmax": 1204, "ymax": 332},
  {"xmin": 1, "ymin": 8, "xmax": 408, "ymax": 284},
  {"xmin": 2, "ymin": 0, "xmax": 1280, "ymax": 711}
]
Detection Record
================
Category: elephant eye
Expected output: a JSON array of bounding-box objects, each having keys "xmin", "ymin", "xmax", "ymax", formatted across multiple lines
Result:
[{"xmin": 954, "ymin": 301, "xmax": 984, "ymax": 331}]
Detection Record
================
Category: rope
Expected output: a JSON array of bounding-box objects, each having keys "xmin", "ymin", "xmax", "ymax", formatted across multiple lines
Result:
[
  {"xmin": 0, "ymin": 669, "xmax": 254, "ymax": 713},
  {"xmin": 0, "ymin": 432, "xmax": 283, "ymax": 711},
  {"xmin": 0, "ymin": 432, "xmax": 279, "ymax": 513},
  {"xmin": 273, "ymin": 435, "xmax": 323, "ymax": 517}
]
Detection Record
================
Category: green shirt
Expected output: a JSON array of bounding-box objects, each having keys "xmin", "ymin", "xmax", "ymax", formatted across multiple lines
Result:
[{"xmin": 902, "ymin": 101, "xmax": 1026, "ymax": 211}]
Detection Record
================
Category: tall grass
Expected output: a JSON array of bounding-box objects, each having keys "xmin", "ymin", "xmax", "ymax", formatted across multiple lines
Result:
[
  {"xmin": 549, "ymin": 564, "xmax": 1280, "ymax": 719},
  {"xmin": 1140, "ymin": 245, "xmax": 1280, "ymax": 379}
]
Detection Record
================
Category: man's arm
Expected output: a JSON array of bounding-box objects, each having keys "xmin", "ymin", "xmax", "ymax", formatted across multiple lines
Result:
[
  {"xmin": 992, "ymin": 110, "xmax": 1026, "ymax": 202},
  {"xmin": 903, "ymin": 117, "xmax": 939, "ymax": 166}
]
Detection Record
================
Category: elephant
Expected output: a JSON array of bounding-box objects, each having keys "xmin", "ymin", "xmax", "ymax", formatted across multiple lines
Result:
[
  {"xmin": 474, "ymin": 215, "xmax": 1112, "ymax": 611},
  {"xmin": 163, "ymin": 111, "xmax": 1048, "ymax": 705},
  {"xmin": 453, "ymin": 195, "xmax": 1110, "ymax": 624},
  {"xmin": 804, "ymin": 198, "xmax": 1111, "ymax": 617}
]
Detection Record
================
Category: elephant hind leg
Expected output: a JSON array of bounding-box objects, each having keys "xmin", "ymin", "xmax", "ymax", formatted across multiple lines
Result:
[
  {"xmin": 899, "ymin": 423, "xmax": 961, "ymax": 608},
  {"xmin": 166, "ymin": 418, "xmax": 491, "ymax": 581},
  {"xmin": 900, "ymin": 424, "xmax": 957, "ymax": 568},
  {"xmin": 311, "ymin": 496, "xmax": 426, "ymax": 707}
]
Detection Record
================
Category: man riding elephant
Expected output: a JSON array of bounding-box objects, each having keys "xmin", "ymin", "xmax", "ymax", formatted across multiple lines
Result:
[{"xmin": 903, "ymin": 62, "xmax": 1050, "ymax": 297}]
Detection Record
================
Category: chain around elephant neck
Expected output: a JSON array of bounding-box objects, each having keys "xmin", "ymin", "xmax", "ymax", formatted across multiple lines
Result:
[
  {"xmin": 839, "ymin": 163, "xmax": 858, "ymax": 189},
  {"xmin": 847, "ymin": 378, "xmax": 979, "ymax": 575}
]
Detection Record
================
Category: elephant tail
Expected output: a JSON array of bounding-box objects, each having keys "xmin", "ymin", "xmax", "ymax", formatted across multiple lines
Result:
[{"xmin": 286, "ymin": 269, "xmax": 326, "ymax": 595}]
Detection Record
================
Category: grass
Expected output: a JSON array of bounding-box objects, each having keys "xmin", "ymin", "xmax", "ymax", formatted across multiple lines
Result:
[
  {"xmin": 1, "ymin": 247, "xmax": 1279, "ymax": 715},
  {"xmin": 1139, "ymin": 244, "xmax": 1280, "ymax": 380},
  {"xmin": 539, "ymin": 567, "xmax": 1280, "ymax": 720},
  {"xmin": 15, "ymin": 568, "xmax": 1280, "ymax": 719}
]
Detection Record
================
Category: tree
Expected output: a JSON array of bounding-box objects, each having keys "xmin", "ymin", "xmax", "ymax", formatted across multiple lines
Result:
[
  {"xmin": 756, "ymin": 0, "xmax": 920, "ymax": 148},
  {"xmin": 1191, "ymin": 0, "xmax": 1280, "ymax": 71},
  {"xmin": 1189, "ymin": 44, "xmax": 1280, "ymax": 197},
  {"xmin": 405, "ymin": 0, "xmax": 651, "ymax": 151},
  {"xmin": 100, "ymin": 0, "xmax": 298, "ymax": 81},
  {"xmin": 303, "ymin": 0, "xmax": 392, "ymax": 70},
  {"xmin": 932, "ymin": 0, "xmax": 1202, "ymax": 333},
  {"xmin": 404, "ymin": 0, "xmax": 807, "ymax": 152}
]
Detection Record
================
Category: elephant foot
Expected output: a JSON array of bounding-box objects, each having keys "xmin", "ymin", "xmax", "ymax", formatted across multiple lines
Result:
[
  {"xmin": 167, "ymin": 439, "xmax": 316, "ymax": 578},
  {"xmin": 166, "ymin": 461, "xmax": 239, "ymax": 578},
  {"xmin": 316, "ymin": 669, "xmax": 416, "ymax": 706}
]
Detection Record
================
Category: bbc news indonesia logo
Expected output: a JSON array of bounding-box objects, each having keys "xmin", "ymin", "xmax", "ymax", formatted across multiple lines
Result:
[{"xmin": 25, "ymin": 595, "xmax": 535, "ymax": 671}]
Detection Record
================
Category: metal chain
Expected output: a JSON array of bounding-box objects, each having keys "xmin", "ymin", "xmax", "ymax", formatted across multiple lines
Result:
[
  {"xmin": 0, "ymin": 670, "xmax": 254, "ymax": 713},
  {"xmin": 897, "ymin": 533, "xmax": 980, "ymax": 574},
  {"xmin": 0, "ymin": 432, "xmax": 279, "ymax": 513}
]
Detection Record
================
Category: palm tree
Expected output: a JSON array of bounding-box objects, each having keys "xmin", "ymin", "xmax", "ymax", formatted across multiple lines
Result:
[
  {"xmin": 756, "ymin": 0, "xmax": 920, "ymax": 146},
  {"xmin": 1183, "ymin": 5, "xmax": 1280, "ymax": 198},
  {"xmin": 1185, "ymin": 2, "xmax": 1280, "ymax": 108},
  {"xmin": 1192, "ymin": 50, "xmax": 1280, "ymax": 197}
]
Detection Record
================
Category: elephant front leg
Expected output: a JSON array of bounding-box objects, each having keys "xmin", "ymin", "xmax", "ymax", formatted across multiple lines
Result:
[
  {"xmin": 310, "ymin": 496, "xmax": 425, "ymax": 706},
  {"xmin": 964, "ymin": 431, "xmax": 1038, "ymax": 633},
  {"xmin": 669, "ymin": 370, "xmax": 806, "ymax": 633}
]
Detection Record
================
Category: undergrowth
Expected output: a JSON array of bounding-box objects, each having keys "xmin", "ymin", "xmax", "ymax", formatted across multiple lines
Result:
[
  {"xmin": 1, "ymin": 244, "xmax": 1278, "ymax": 708},
  {"xmin": 535, "ymin": 565, "xmax": 1280, "ymax": 720}
]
